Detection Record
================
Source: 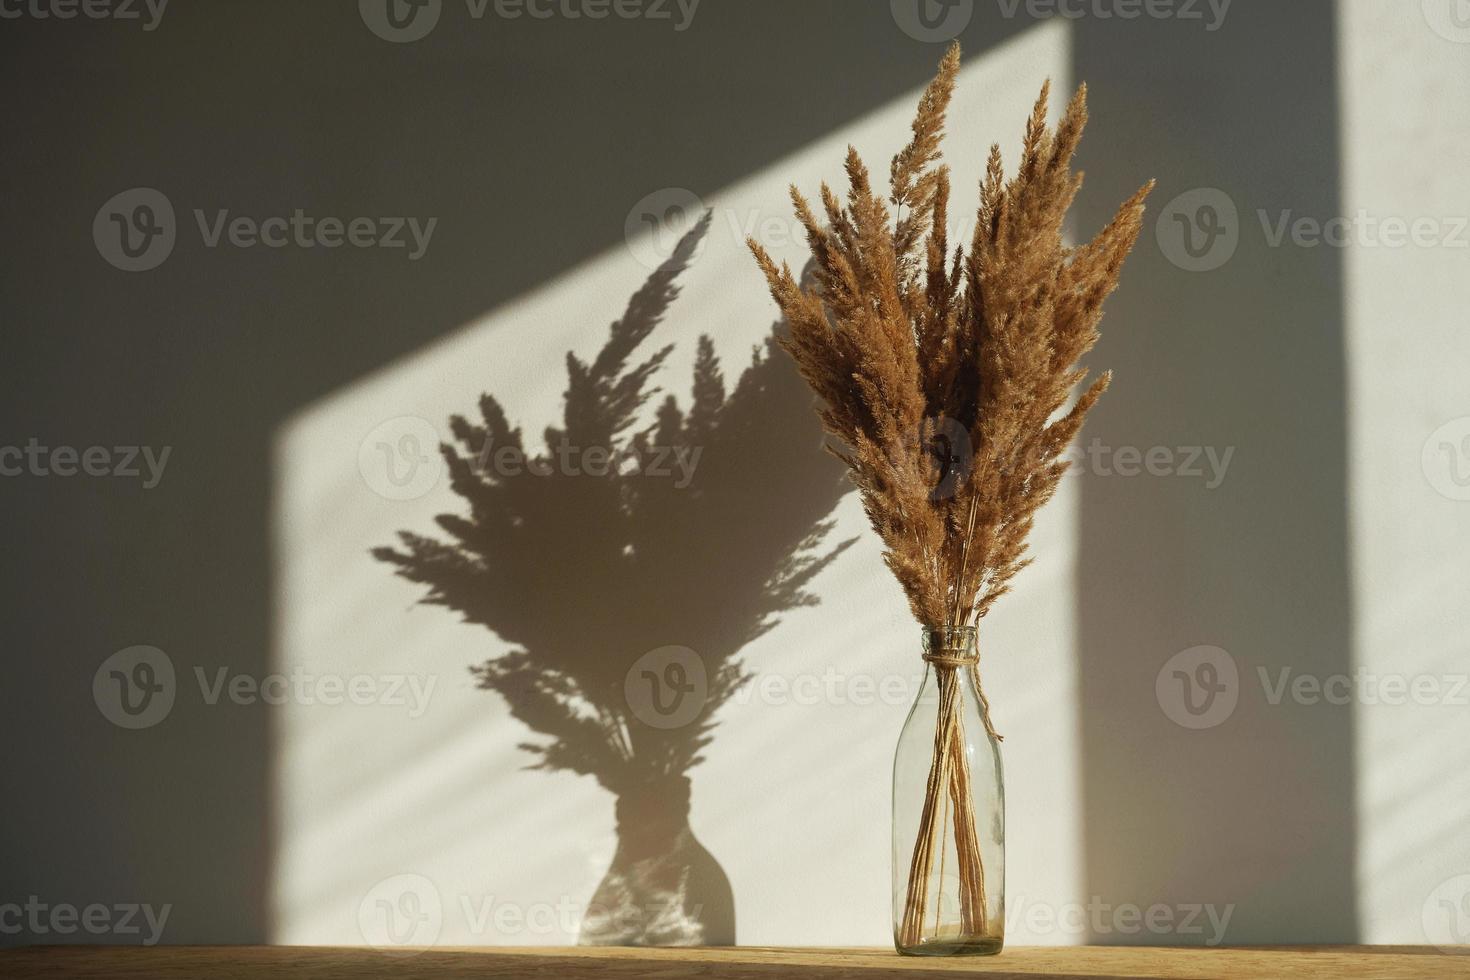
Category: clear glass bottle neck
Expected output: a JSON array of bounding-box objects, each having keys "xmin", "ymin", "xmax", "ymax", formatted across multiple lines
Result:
[{"xmin": 921, "ymin": 624, "xmax": 978, "ymax": 665}]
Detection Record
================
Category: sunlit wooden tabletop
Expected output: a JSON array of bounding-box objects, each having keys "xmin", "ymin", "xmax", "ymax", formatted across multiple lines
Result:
[{"xmin": 4, "ymin": 945, "xmax": 1468, "ymax": 979}]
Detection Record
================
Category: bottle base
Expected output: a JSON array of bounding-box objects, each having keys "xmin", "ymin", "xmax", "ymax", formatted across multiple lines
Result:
[{"xmin": 895, "ymin": 936, "xmax": 1004, "ymax": 957}]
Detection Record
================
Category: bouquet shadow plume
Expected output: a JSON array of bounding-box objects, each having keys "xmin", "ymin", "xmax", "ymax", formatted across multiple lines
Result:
[
  {"xmin": 374, "ymin": 213, "xmax": 852, "ymax": 946},
  {"xmin": 747, "ymin": 44, "xmax": 1151, "ymax": 953}
]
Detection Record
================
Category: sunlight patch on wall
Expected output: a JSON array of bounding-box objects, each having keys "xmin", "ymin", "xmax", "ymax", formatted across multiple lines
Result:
[
  {"xmin": 271, "ymin": 20, "xmax": 1079, "ymax": 946},
  {"xmin": 1338, "ymin": 1, "xmax": 1470, "ymax": 946}
]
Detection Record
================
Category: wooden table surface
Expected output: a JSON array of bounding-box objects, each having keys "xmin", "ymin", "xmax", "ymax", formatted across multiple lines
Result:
[{"xmin": 3, "ymin": 945, "xmax": 1467, "ymax": 979}]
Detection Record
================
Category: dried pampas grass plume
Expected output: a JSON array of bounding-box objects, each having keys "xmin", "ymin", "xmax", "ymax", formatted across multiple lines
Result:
[
  {"xmin": 749, "ymin": 42, "xmax": 1151, "ymax": 637},
  {"xmin": 748, "ymin": 43, "xmax": 1151, "ymax": 951}
]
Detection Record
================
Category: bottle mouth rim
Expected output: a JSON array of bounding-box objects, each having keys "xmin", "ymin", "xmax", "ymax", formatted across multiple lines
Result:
[
  {"xmin": 920, "ymin": 624, "xmax": 978, "ymax": 642},
  {"xmin": 920, "ymin": 624, "xmax": 979, "ymax": 664}
]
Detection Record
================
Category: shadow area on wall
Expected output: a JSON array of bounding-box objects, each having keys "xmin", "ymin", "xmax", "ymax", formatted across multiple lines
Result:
[
  {"xmin": 373, "ymin": 214, "xmax": 852, "ymax": 945},
  {"xmin": 1070, "ymin": 1, "xmax": 1357, "ymax": 943}
]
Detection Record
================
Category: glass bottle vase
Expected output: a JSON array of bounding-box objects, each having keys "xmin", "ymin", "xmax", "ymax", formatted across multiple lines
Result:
[{"xmin": 892, "ymin": 625, "xmax": 1004, "ymax": 955}]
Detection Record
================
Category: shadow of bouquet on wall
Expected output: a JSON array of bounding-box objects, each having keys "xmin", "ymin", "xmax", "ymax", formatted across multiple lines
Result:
[{"xmin": 372, "ymin": 213, "xmax": 852, "ymax": 946}]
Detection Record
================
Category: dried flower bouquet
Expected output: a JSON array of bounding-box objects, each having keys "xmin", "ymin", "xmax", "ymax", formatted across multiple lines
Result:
[{"xmin": 748, "ymin": 43, "xmax": 1151, "ymax": 951}]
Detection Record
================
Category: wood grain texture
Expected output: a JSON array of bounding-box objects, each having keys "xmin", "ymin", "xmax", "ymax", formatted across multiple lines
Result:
[{"xmin": 2, "ymin": 945, "xmax": 1467, "ymax": 979}]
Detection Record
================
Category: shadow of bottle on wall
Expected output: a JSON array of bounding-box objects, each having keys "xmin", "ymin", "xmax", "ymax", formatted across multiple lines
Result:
[{"xmin": 373, "ymin": 213, "xmax": 852, "ymax": 946}]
